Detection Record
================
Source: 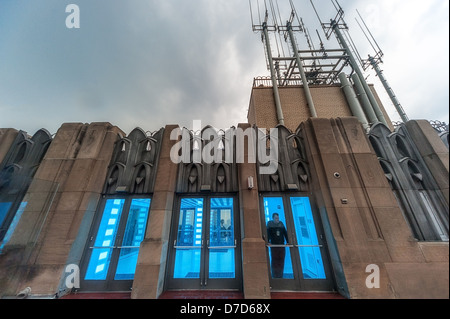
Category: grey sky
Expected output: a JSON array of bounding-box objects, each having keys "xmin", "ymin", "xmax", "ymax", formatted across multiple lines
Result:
[{"xmin": 0, "ymin": 0, "xmax": 448, "ymax": 136}]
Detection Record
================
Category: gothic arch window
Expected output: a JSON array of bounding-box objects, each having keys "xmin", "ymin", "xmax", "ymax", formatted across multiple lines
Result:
[
  {"xmin": 168, "ymin": 126, "xmax": 240, "ymax": 290},
  {"xmin": 80, "ymin": 127, "xmax": 163, "ymax": 291}
]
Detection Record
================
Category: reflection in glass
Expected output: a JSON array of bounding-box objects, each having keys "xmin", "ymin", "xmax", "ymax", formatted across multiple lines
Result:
[
  {"xmin": 173, "ymin": 198, "xmax": 204, "ymax": 278},
  {"xmin": 115, "ymin": 198, "xmax": 151, "ymax": 280},
  {"xmin": 85, "ymin": 199, "xmax": 125, "ymax": 280},
  {"xmin": 209, "ymin": 198, "xmax": 235, "ymax": 278},
  {"xmin": 263, "ymin": 197, "xmax": 293, "ymax": 279},
  {"xmin": 290, "ymin": 197, "xmax": 326, "ymax": 279}
]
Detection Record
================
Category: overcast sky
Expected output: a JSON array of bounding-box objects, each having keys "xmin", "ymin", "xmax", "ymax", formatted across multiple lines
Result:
[{"xmin": 0, "ymin": 0, "xmax": 448, "ymax": 136}]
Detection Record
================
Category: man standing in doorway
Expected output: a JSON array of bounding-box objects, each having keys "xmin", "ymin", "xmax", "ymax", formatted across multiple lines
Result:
[{"xmin": 267, "ymin": 213, "xmax": 289, "ymax": 278}]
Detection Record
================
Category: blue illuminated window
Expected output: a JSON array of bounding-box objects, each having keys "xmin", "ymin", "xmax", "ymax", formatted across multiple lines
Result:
[
  {"xmin": 84, "ymin": 197, "xmax": 151, "ymax": 282},
  {"xmin": 172, "ymin": 197, "xmax": 237, "ymax": 280},
  {"xmin": 115, "ymin": 198, "xmax": 151, "ymax": 280},
  {"xmin": 290, "ymin": 197, "xmax": 326, "ymax": 279},
  {"xmin": 173, "ymin": 198, "xmax": 204, "ymax": 278},
  {"xmin": 85, "ymin": 199, "xmax": 125, "ymax": 280},
  {"xmin": 262, "ymin": 196, "xmax": 326, "ymax": 281},
  {"xmin": 263, "ymin": 197, "xmax": 294, "ymax": 279},
  {"xmin": 209, "ymin": 197, "xmax": 235, "ymax": 279}
]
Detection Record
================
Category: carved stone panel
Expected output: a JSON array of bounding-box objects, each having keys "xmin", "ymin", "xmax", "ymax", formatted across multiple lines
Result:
[
  {"xmin": 175, "ymin": 127, "xmax": 238, "ymax": 193},
  {"xmin": 103, "ymin": 128, "xmax": 163, "ymax": 194},
  {"xmin": 369, "ymin": 123, "xmax": 449, "ymax": 241},
  {"xmin": 257, "ymin": 125, "xmax": 310, "ymax": 193}
]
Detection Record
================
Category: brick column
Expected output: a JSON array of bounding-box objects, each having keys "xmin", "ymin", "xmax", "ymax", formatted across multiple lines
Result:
[
  {"xmin": 237, "ymin": 123, "xmax": 271, "ymax": 299},
  {"xmin": 132, "ymin": 125, "xmax": 179, "ymax": 299}
]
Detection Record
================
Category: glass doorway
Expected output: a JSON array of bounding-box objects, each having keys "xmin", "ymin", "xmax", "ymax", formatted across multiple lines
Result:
[
  {"xmin": 261, "ymin": 195, "xmax": 334, "ymax": 291},
  {"xmin": 166, "ymin": 196, "xmax": 241, "ymax": 290},
  {"xmin": 80, "ymin": 197, "xmax": 151, "ymax": 291}
]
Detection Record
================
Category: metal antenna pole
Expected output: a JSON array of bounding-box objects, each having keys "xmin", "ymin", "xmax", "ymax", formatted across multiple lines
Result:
[
  {"xmin": 286, "ymin": 21, "xmax": 317, "ymax": 118},
  {"xmin": 263, "ymin": 22, "xmax": 285, "ymax": 125},
  {"xmin": 355, "ymin": 9, "xmax": 408, "ymax": 123},
  {"xmin": 331, "ymin": 20, "xmax": 388, "ymax": 126},
  {"xmin": 356, "ymin": 9, "xmax": 383, "ymax": 54},
  {"xmin": 368, "ymin": 55, "xmax": 409, "ymax": 122},
  {"xmin": 338, "ymin": 72, "xmax": 370, "ymax": 130}
]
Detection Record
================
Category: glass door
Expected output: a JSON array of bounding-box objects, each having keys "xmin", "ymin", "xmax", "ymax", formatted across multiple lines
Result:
[
  {"xmin": 81, "ymin": 197, "xmax": 151, "ymax": 291},
  {"xmin": 261, "ymin": 195, "xmax": 334, "ymax": 292},
  {"xmin": 207, "ymin": 197, "xmax": 237, "ymax": 288},
  {"xmin": 172, "ymin": 198, "xmax": 204, "ymax": 281},
  {"xmin": 167, "ymin": 196, "xmax": 241, "ymax": 290}
]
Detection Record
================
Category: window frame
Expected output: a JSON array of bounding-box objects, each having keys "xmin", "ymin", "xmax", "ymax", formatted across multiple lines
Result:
[
  {"xmin": 79, "ymin": 194, "xmax": 152, "ymax": 292},
  {"xmin": 165, "ymin": 193, "xmax": 242, "ymax": 291},
  {"xmin": 259, "ymin": 192, "xmax": 335, "ymax": 292}
]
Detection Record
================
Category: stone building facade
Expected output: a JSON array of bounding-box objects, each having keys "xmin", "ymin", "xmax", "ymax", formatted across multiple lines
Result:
[{"xmin": 0, "ymin": 83, "xmax": 448, "ymax": 299}]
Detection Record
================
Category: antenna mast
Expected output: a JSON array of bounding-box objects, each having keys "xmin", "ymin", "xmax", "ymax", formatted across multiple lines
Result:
[
  {"xmin": 356, "ymin": 10, "xmax": 409, "ymax": 123},
  {"xmin": 279, "ymin": 0, "xmax": 317, "ymax": 117},
  {"xmin": 311, "ymin": 0, "xmax": 389, "ymax": 126},
  {"xmin": 249, "ymin": 0, "xmax": 284, "ymax": 125},
  {"xmin": 250, "ymin": 0, "xmax": 357, "ymax": 122}
]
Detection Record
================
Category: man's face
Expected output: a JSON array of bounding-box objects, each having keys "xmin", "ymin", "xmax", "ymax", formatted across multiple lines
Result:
[{"xmin": 273, "ymin": 215, "xmax": 279, "ymax": 223}]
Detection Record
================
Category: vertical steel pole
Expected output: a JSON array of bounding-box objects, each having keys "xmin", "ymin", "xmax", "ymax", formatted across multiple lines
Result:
[
  {"xmin": 287, "ymin": 21, "xmax": 318, "ymax": 118},
  {"xmin": 369, "ymin": 56, "xmax": 409, "ymax": 123},
  {"xmin": 332, "ymin": 21, "xmax": 388, "ymax": 126},
  {"xmin": 351, "ymin": 73, "xmax": 379, "ymax": 125},
  {"xmin": 263, "ymin": 22, "xmax": 285, "ymax": 126},
  {"xmin": 338, "ymin": 72, "xmax": 370, "ymax": 130}
]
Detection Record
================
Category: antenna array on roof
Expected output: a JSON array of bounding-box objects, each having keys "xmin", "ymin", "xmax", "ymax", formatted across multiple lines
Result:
[
  {"xmin": 353, "ymin": 9, "xmax": 409, "ymax": 122},
  {"xmin": 310, "ymin": 0, "xmax": 391, "ymax": 126},
  {"xmin": 249, "ymin": 0, "xmax": 410, "ymax": 125},
  {"xmin": 249, "ymin": 0, "xmax": 353, "ymax": 87}
]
